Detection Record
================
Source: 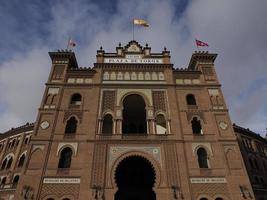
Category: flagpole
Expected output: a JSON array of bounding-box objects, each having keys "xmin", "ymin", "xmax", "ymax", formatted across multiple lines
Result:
[
  {"xmin": 67, "ymin": 37, "xmax": 70, "ymax": 50},
  {"xmin": 132, "ymin": 19, "xmax": 135, "ymax": 40}
]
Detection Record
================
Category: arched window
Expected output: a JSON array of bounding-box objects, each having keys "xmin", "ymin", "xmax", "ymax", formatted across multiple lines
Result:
[
  {"xmin": 70, "ymin": 93, "xmax": 82, "ymax": 106},
  {"xmin": 6, "ymin": 157, "xmax": 13, "ymax": 169},
  {"xmin": 191, "ymin": 117, "xmax": 203, "ymax": 135},
  {"xmin": 197, "ymin": 148, "xmax": 209, "ymax": 168},
  {"xmin": 11, "ymin": 140, "xmax": 16, "ymax": 148},
  {"xmin": 102, "ymin": 114, "xmax": 113, "ymax": 134},
  {"xmin": 156, "ymin": 114, "xmax": 167, "ymax": 134},
  {"xmin": 58, "ymin": 147, "xmax": 73, "ymax": 169},
  {"xmin": 65, "ymin": 117, "xmax": 78, "ymax": 134},
  {"xmin": 254, "ymin": 176, "xmax": 259, "ymax": 184},
  {"xmin": 1, "ymin": 177, "xmax": 6, "ymax": 186},
  {"xmin": 18, "ymin": 154, "xmax": 26, "ymax": 167},
  {"xmin": 254, "ymin": 159, "xmax": 259, "ymax": 170},
  {"xmin": 1, "ymin": 158, "xmax": 7, "ymax": 170},
  {"xmin": 249, "ymin": 158, "xmax": 254, "ymax": 168},
  {"xmin": 13, "ymin": 175, "xmax": 20, "ymax": 186},
  {"xmin": 122, "ymin": 94, "xmax": 147, "ymax": 134},
  {"xmin": 24, "ymin": 137, "xmax": 29, "ymax": 145},
  {"xmin": 186, "ymin": 94, "xmax": 197, "ymax": 105}
]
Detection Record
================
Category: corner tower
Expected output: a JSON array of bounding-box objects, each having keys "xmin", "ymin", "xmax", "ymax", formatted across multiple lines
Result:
[{"xmin": 14, "ymin": 41, "xmax": 254, "ymax": 200}]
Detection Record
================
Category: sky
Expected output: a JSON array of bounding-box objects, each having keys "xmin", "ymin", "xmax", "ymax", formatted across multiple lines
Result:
[{"xmin": 0, "ymin": 0, "xmax": 266, "ymax": 136}]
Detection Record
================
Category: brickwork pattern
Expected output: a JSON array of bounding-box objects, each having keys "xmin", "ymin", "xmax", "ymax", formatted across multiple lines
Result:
[
  {"xmin": 152, "ymin": 91, "xmax": 166, "ymax": 112},
  {"xmin": 64, "ymin": 111, "xmax": 83, "ymax": 123},
  {"xmin": 164, "ymin": 143, "xmax": 179, "ymax": 186},
  {"xmin": 192, "ymin": 183, "xmax": 230, "ymax": 199},
  {"xmin": 91, "ymin": 144, "xmax": 107, "ymax": 187},
  {"xmin": 40, "ymin": 184, "xmax": 79, "ymax": 199},
  {"xmin": 102, "ymin": 91, "xmax": 115, "ymax": 112}
]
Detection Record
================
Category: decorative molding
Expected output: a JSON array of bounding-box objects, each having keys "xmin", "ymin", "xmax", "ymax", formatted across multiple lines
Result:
[
  {"xmin": 57, "ymin": 143, "xmax": 78, "ymax": 156},
  {"xmin": 108, "ymin": 146, "xmax": 162, "ymax": 167},
  {"xmin": 64, "ymin": 111, "xmax": 83, "ymax": 123}
]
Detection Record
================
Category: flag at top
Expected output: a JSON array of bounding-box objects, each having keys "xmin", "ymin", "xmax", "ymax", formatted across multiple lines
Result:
[
  {"xmin": 133, "ymin": 19, "xmax": 149, "ymax": 27},
  {"xmin": 68, "ymin": 39, "xmax": 76, "ymax": 49},
  {"xmin": 195, "ymin": 39, "xmax": 209, "ymax": 47}
]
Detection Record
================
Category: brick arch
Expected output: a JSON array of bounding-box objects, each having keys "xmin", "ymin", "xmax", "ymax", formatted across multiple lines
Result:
[
  {"xmin": 64, "ymin": 115, "xmax": 80, "ymax": 124},
  {"xmin": 60, "ymin": 194, "xmax": 75, "ymax": 200},
  {"xmin": 56, "ymin": 144, "xmax": 77, "ymax": 157},
  {"xmin": 42, "ymin": 194, "xmax": 58, "ymax": 200},
  {"xmin": 119, "ymin": 91, "xmax": 151, "ymax": 107},
  {"xmin": 110, "ymin": 151, "xmax": 161, "ymax": 189},
  {"xmin": 196, "ymin": 194, "xmax": 212, "ymax": 200},
  {"xmin": 193, "ymin": 144, "xmax": 213, "ymax": 157},
  {"xmin": 189, "ymin": 114, "xmax": 205, "ymax": 124},
  {"xmin": 102, "ymin": 110, "xmax": 115, "ymax": 118},
  {"xmin": 213, "ymin": 194, "xmax": 230, "ymax": 200}
]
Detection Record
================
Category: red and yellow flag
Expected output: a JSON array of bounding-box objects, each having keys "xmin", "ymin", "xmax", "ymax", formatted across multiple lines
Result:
[{"xmin": 133, "ymin": 19, "xmax": 149, "ymax": 27}]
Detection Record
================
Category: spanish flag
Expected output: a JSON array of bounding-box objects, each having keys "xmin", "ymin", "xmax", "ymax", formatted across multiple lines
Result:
[{"xmin": 133, "ymin": 19, "xmax": 149, "ymax": 27}]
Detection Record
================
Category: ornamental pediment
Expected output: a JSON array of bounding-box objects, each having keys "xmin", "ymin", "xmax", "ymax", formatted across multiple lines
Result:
[
  {"xmin": 96, "ymin": 40, "xmax": 171, "ymax": 64},
  {"xmin": 126, "ymin": 43, "xmax": 141, "ymax": 52}
]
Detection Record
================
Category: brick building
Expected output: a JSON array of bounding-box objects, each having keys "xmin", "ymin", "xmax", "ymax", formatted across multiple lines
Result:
[
  {"xmin": 0, "ymin": 123, "xmax": 33, "ymax": 199},
  {"xmin": 234, "ymin": 124, "xmax": 267, "ymax": 200},
  {"xmin": 0, "ymin": 41, "xmax": 256, "ymax": 199}
]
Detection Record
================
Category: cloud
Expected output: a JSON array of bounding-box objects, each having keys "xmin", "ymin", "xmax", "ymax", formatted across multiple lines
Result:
[
  {"xmin": 0, "ymin": 0, "xmax": 266, "ymax": 135},
  {"xmin": 0, "ymin": 48, "xmax": 50, "ymax": 132}
]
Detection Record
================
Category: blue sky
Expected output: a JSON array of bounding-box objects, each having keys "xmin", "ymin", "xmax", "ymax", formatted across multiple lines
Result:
[{"xmin": 0, "ymin": 0, "xmax": 266, "ymax": 136}]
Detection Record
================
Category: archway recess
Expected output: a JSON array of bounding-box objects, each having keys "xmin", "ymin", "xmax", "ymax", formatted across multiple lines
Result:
[
  {"xmin": 122, "ymin": 94, "xmax": 147, "ymax": 134},
  {"xmin": 115, "ymin": 156, "xmax": 156, "ymax": 200}
]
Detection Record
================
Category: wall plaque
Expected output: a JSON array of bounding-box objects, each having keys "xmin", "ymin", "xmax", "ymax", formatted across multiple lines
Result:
[
  {"xmin": 104, "ymin": 58, "xmax": 163, "ymax": 64},
  {"xmin": 190, "ymin": 177, "xmax": 226, "ymax": 184},
  {"xmin": 43, "ymin": 178, "xmax": 80, "ymax": 184}
]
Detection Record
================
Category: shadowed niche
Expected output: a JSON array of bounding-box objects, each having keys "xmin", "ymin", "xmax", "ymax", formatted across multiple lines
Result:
[
  {"xmin": 122, "ymin": 94, "xmax": 147, "ymax": 134},
  {"xmin": 115, "ymin": 156, "xmax": 156, "ymax": 200}
]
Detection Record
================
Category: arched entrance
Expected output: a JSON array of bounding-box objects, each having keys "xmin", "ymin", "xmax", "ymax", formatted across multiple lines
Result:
[
  {"xmin": 115, "ymin": 156, "xmax": 156, "ymax": 200},
  {"xmin": 122, "ymin": 94, "xmax": 147, "ymax": 134}
]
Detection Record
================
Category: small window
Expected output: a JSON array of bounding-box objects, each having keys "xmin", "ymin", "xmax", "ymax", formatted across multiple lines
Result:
[
  {"xmin": 197, "ymin": 148, "xmax": 209, "ymax": 168},
  {"xmin": 156, "ymin": 114, "xmax": 167, "ymax": 134},
  {"xmin": 254, "ymin": 159, "xmax": 259, "ymax": 170},
  {"xmin": 249, "ymin": 158, "xmax": 254, "ymax": 168},
  {"xmin": 18, "ymin": 154, "xmax": 26, "ymax": 167},
  {"xmin": 186, "ymin": 94, "xmax": 197, "ymax": 105},
  {"xmin": 58, "ymin": 147, "xmax": 73, "ymax": 169},
  {"xmin": 70, "ymin": 93, "xmax": 82, "ymax": 105},
  {"xmin": 1, "ymin": 177, "xmax": 6, "ymax": 186},
  {"xmin": 24, "ymin": 137, "xmax": 29, "ymax": 145},
  {"xmin": 65, "ymin": 117, "xmax": 78, "ymax": 134},
  {"xmin": 6, "ymin": 157, "xmax": 13, "ymax": 169},
  {"xmin": 255, "ymin": 176, "xmax": 259, "ymax": 184},
  {"xmin": 102, "ymin": 114, "xmax": 113, "ymax": 134},
  {"xmin": 191, "ymin": 117, "xmax": 203, "ymax": 135},
  {"xmin": 1, "ymin": 158, "xmax": 7, "ymax": 170},
  {"xmin": 11, "ymin": 140, "xmax": 16, "ymax": 148},
  {"xmin": 13, "ymin": 175, "xmax": 20, "ymax": 186}
]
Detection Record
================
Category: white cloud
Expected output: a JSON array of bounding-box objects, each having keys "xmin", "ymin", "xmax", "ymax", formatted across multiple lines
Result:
[
  {"xmin": 0, "ymin": 48, "xmax": 50, "ymax": 132},
  {"xmin": 0, "ymin": 0, "xmax": 266, "ymax": 135}
]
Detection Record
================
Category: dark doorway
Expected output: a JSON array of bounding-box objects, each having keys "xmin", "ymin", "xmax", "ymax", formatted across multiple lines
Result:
[
  {"xmin": 122, "ymin": 94, "xmax": 147, "ymax": 134},
  {"xmin": 115, "ymin": 156, "xmax": 156, "ymax": 200}
]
